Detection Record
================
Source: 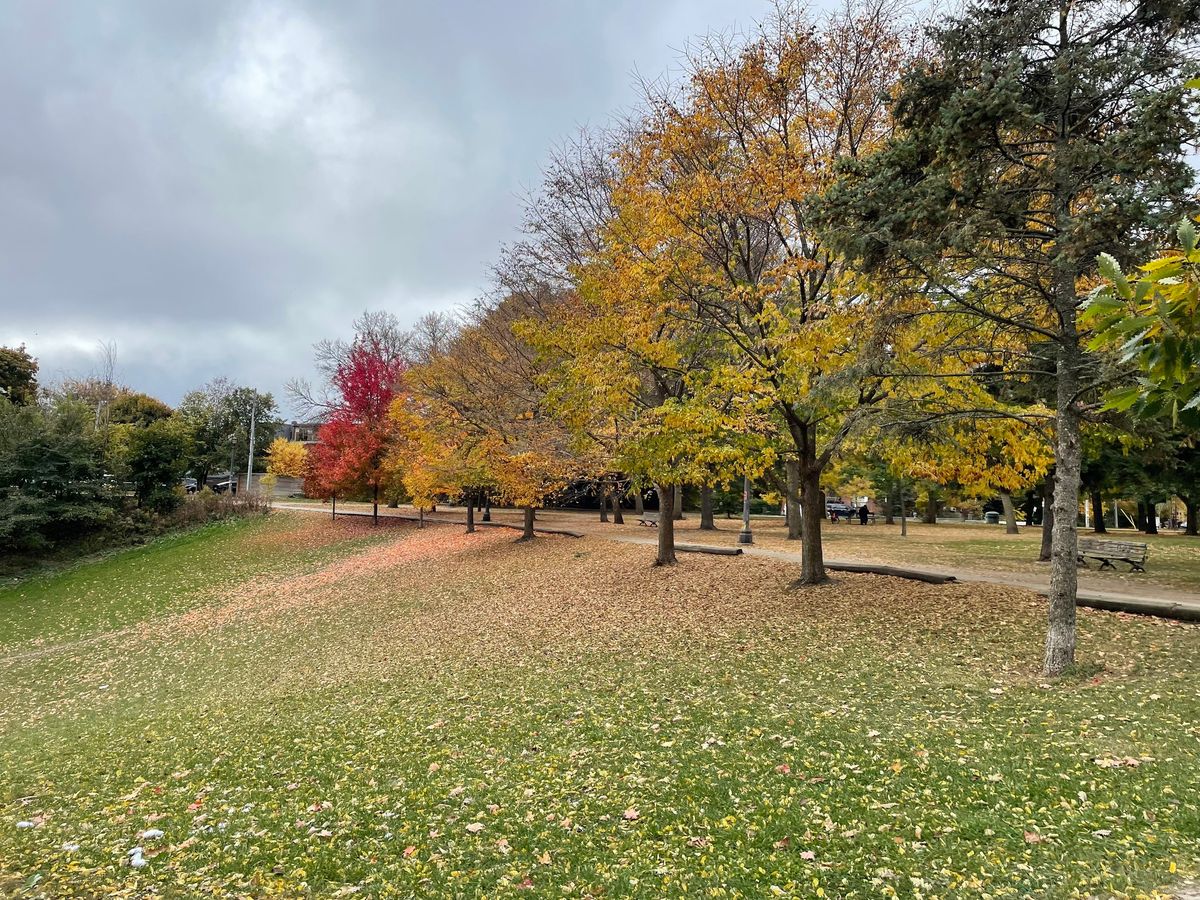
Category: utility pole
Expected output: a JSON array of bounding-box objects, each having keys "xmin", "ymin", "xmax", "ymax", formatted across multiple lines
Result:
[
  {"xmin": 737, "ymin": 474, "xmax": 754, "ymax": 545},
  {"xmin": 245, "ymin": 403, "xmax": 257, "ymax": 495}
]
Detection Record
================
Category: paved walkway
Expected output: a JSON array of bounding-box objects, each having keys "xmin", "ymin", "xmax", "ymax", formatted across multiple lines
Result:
[{"xmin": 273, "ymin": 502, "xmax": 1200, "ymax": 621}]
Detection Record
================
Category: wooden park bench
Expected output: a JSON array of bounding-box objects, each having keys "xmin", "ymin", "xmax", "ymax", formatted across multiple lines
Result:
[
  {"xmin": 1077, "ymin": 538, "xmax": 1148, "ymax": 573},
  {"xmin": 637, "ymin": 513, "xmax": 659, "ymax": 528}
]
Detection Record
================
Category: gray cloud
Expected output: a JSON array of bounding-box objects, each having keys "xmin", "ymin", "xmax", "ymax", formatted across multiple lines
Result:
[{"xmin": 0, "ymin": 0, "xmax": 774, "ymax": 413}]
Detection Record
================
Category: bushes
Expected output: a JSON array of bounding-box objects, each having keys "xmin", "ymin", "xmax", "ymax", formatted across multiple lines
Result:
[{"xmin": 167, "ymin": 490, "xmax": 270, "ymax": 528}]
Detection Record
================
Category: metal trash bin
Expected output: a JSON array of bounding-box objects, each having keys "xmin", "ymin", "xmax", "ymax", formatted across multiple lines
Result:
[{"xmin": 984, "ymin": 511, "xmax": 1001, "ymax": 525}]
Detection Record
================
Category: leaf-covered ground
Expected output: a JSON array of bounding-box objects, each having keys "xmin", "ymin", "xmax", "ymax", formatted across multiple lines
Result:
[{"xmin": 2, "ymin": 512, "xmax": 1199, "ymax": 898}]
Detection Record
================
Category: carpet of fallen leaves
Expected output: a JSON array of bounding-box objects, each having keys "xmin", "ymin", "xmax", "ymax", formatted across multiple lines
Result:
[{"xmin": 2, "ymin": 512, "xmax": 1200, "ymax": 898}]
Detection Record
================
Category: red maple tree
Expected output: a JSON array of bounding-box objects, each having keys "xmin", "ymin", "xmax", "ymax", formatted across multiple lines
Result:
[{"xmin": 305, "ymin": 345, "xmax": 406, "ymax": 523}]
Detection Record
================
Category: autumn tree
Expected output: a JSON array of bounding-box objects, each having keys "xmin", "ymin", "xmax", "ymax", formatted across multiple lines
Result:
[
  {"xmin": 820, "ymin": 0, "xmax": 1199, "ymax": 673},
  {"xmin": 266, "ymin": 438, "xmax": 309, "ymax": 478},
  {"xmin": 609, "ymin": 0, "xmax": 916, "ymax": 581},
  {"xmin": 306, "ymin": 344, "xmax": 406, "ymax": 524},
  {"xmin": 409, "ymin": 297, "xmax": 583, "ymax": 541}
]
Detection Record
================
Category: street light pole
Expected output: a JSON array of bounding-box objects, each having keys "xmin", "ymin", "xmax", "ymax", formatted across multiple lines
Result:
[
  {"xmin": 245, "ymin": 403, "xmax": 256, "ymax": 494},
  {"xmin": 737, "ymin": 474, "xmax": 754, "ymax": 545}
]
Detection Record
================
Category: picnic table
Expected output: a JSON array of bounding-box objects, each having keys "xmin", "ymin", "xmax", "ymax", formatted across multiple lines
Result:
[{"xmin": 1077, "ymin": 538, "xmax": 1148, "ymax": 573}]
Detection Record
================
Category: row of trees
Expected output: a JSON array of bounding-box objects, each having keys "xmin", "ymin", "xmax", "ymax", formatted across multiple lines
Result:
[
  {"xmin": 0, "ymin": 344, "xmax": 278, "ymax": 555},
  {"xmin": 300, "ymin": 0, "xmax": 1198, "ymax": 675}
]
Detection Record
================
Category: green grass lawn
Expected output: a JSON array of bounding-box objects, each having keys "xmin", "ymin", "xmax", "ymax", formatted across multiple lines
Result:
[{"xmin": 2, "ymin": 512, "xmax": 1199, "ymax": 898}]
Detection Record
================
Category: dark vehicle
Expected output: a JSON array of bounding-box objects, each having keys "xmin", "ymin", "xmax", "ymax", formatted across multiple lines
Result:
[
  {"xmin": 181, "ymin": 477, "xmax": 199, "ymax": 494},
  {"xmin": 212, "ymin": 480, "xmax": 237, "ymax": 494},
  {"xmin": 825, "ymin": 498, "xmax": 854, "ymax": 517}
]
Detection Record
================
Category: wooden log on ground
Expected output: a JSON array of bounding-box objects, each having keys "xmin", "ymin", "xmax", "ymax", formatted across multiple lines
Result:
[
  {"xmin": 676, "ymin": 544, "xmax": 743, "ymax": 556},
  {"xmin": 824, "ymin": 562, "xmax": 957, "ymax": 584}
]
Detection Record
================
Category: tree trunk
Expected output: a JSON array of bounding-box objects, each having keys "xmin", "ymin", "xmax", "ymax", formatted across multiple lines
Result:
[
  {"xmin": 785, "ymin": 459, "xmax": 802, "ymax": 539},
  {"xmin": 797, "ymin": 463, "xmax": 827, "ymax": 585},
  {"xmin": 1090, "ymin": 490, "xmax": 1106, "ymax": 534},
  {"xmin": 1185, "ymin": 498, "xmax": 1198, "ymax": 536},
  {"xmin": 1044, "ymin": 343, "xmax": 1082, "ymax": 677},
  {"xmin": 466, "ymin": 493, "xmax": 476, "ymax": 534},
  {"xmin": 654, "ymin": 483, "xmax": 677, "ymax": 566},
  {"xmin": 634, "ymin": 491, "xmax": 644, "ymax": 516},
  {"xmin": 372, "ymin": 482, "xmax": 379, "ymax": 526},
  {"xmin": 1143, "ymin": 496, "xmax": 1159, "ymax": 534},
  {"xmin": 519, "ymin": 506, "xmax": 535, "ymax": 541},
  {"xmin": 674, "ymin": 485, "xmax": 684, "ymax": 520},
  {"xmin": 612, "ymin": 488, "xmax": 625, "ymax": 525},
  {"xmin": 483, "ymin": 495, "xmax": 491, "ymax": 522},
  {"xmin": 1000, "ymin": 492, "xmax": 1019, "ymax": 534},
  {"xmin": 331, "ymin": 495, "xmax": 336, "ymax": 521},
  {"xmin": 418, "ymin": 507, "xmax": 424, "ymax": 529},
  {"xmin": 700, "ymin": 485, "xmax": 715, "ymax": 530},
  {"xmin": 599, "ymin": 482, "xmax": 609, "ymax": 523},
  {"xmin": 922, "ymin": 491, "xmax": 938, "ymax": 525},
  {"xmin": 1136, "ymin": 500, "xmax": 1147, "ymax": 531},
  {"xmin": 1039, "ymin": 474, "xmax": 1055, "ymax": 561},
  {"xmin": 1024, "ymin": 490, "xmax": 1035, "ymax": 526}
]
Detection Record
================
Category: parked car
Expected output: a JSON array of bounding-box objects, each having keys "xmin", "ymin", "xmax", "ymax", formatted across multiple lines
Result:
[
  {"xmin": 212, "ymin": 480, "xmax": 237, "ymax": 494},
  {"xmin": 181, "ymin": 477, "xmax": 199, "ymax": 493}
]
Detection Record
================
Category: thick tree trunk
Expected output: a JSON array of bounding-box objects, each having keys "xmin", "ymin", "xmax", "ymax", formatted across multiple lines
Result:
[
  {"xmin": 1090, "ymin": 490, "xmax": 1106, "ymax": 534},
  {"xmin": 466, "ymin": 494, "xmax": 475, "ymax": 533},
  {"xmin": 483, "ymin": 495, "xmax": 491, "ymax": 522},
  {"xmin": 654, "ymin": 483, "xmax": 677, "ymax": 566},
  {"xmin": 785, "ymin": 459, "xmax": 802, "ymax": 539},
  {"xmin": 1143, "ymin": 497, "xmax": 1159, "ymax": 534},
  {"xmin": 674, "ymin": 485, "xmax": 684, "ymax": 520},
  {"xmin": 922, "ymin": 492, "xmax": 938, "ymax": 525},
  {"xmin": 1000, "ymin": 493, "xmax": 1019, "ymax": 534},
  {"xmin": 797, "ymin": 464, "xmax": 827, "ymax": 585},
  {"xmin": 519, "ymin": 506, "xmax": 535, "ymax": 541},
  {"xmin": 1185, "ymin": 498, "xmax": 1198, "ymax": 536},
  {"xmin": 1136, "ymin": 500, "xmax": 1147, "ymax": 532},
  {"xmin": 599, "ymin": 482, "xmax": 609, "ymax": 523},
  {"xmin": 1044, "ymin": 346, "xmax": 1082, "ymax": 676},
  {"xmin": 634, "ymin": 491, "xmax": 644, "ymax": 516},
  {"xmin": 699, "ymin": 485, "xmax": 715, "ymax": 530},
  {"xmin": 612, "ymin": 488, "xmax": 625, "ymax": 525},
  {"xmin": 1039, "ymin": 474, "xmax": 1055, "ymax": 561}
]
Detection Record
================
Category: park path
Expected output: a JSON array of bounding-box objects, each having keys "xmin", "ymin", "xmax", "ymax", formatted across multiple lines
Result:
[{"xmin": 272, "ymin": 502, "xmax": 1200, "ymax": 621}]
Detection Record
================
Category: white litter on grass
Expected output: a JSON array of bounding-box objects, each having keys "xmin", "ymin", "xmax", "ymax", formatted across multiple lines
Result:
[
  {"xmin": 62, "ymin": 842, "xmax": 80, "ymax": 852},
  {"xmin": 139, "ymin": 828, "xmax": 164, "ymax": 840},
  {"xmin": 16, "ymin": 821, "xmax": 34, "ymax": 829},
  {"xmin": 127, "ymin": 846, "xmax": 147, "ymax": 868}
]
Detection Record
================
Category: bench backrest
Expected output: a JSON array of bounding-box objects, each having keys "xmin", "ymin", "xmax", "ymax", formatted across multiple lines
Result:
[{"xmin": 1079, "ymin": 538, "xmax": 1148, "ymax": 561}]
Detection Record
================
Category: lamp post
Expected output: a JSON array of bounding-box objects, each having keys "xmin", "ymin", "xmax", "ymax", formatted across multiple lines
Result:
[
  {"xmin": 737, "ymin": 474, "xmax": 754, "ymax": 545},
  {"xmin": 245, "ymin": 403, "xmax": 256, "ymax": 495}
]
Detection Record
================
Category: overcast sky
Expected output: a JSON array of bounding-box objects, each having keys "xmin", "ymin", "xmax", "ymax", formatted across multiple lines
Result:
[{"xmin": 0, "ymin": 0, "xmax": 775, "ymax": 417}]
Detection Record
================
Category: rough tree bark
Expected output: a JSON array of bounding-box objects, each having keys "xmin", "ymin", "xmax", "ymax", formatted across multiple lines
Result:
[
  {"xmin": 699, "ymin": 485, "xmax": 715, "ymax": 530},
  {"xmin": 1043, "ymin": 340, "xmax": 1082, "ymax": 676},
  {"xmin": 798, "ymin": 464, "xmax": 827, "ymax": 584},
  {"xmin": 599, "ymin": 482, "xmax": 610, "ymax": 523},
  {"xmin": 466, "ymin": 493, "xmax": 476, "ymax": 534},
  {"xmin": 634, "ymin": 491, "xmax": 644, "ymax": 517},
  {"xmin": 612, "ymin": 482, "xmax": 625, "ymax": 524},
  {"xmin": 1039, "ymin": 473, "xmax": 1055, "ymax": 562},
  {"xmin": 1143, "ymin": 497, "xmax": 1159, "ymax": 534},
  {"xmin": 654, "ymin": 483, "xmax": 677, "ymax": 566},
  {"xmin": 999, "ymin": 493, "xmax": 1019, "ymax": 534},
  {"xmin": 1185, "ymin": 497, "xmax": 1198, "ymax": 536},
  {"xmin": 673, "ymin": 485, "xmax": 684, "ymax": 520},
  {"xmin": 1090, "ymin": 490, "xmax": 1106, "ymax": 534},
  {"xmin": 786, "ymin": 459, "xmax": 802, "ymax": 539},
  {"xmin": 519, "ymin": 506, "xmax": 535, "ymax": 541}
]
